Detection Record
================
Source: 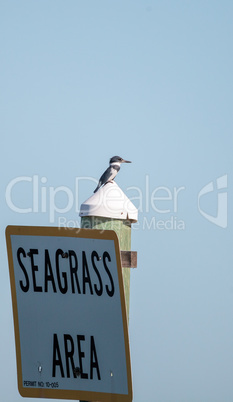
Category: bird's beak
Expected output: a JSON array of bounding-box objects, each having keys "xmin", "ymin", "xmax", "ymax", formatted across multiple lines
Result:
[{"xmin": 122, "ymin": 159, "xmax": 131, "ymax": 163}]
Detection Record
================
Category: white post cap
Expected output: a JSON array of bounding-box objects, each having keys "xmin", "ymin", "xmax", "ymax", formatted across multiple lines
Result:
[{"xmin": 79, "ymin": 182, "xmax": 138, "ymax": 223}]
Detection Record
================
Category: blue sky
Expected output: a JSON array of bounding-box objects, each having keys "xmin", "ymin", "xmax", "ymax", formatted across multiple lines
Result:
[{"xmin": 1, "ymin": 1, "xmax": 233, "ymax": 401}]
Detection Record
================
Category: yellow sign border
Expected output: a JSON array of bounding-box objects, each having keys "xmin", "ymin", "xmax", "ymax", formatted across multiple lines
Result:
[{"xmin": 6, "ymin": 225, "xmax": 132, "ymax": 402}]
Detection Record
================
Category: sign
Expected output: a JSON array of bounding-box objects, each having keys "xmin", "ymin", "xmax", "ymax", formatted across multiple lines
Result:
[{"xmin": 6, "ymin": 225, "xmax": 132, "ymax": 401}]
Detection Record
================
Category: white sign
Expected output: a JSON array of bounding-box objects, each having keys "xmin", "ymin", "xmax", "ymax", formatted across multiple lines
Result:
[{"xmin": 6, "ymin": 226, "xmax": 132, "ymax": 402}]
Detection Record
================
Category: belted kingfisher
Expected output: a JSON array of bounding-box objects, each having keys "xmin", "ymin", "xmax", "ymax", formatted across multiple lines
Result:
[{"xmin": 93, "ymin": 156, "xmax": 131, "ymax": 193}]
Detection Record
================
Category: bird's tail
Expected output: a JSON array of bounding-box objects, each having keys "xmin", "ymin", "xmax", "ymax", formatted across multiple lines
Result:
[{"xmin": 93, "ymin": 184, "xmax": 100, "ymax": 193}]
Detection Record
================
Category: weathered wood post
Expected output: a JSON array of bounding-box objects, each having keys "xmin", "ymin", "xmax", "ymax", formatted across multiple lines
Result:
[
  {"xmin": 79, "ymin": 181, "xmax": 138, "ymax": 321},
  {"xmin": 79, "ymin": 181, "xmax": 138, "ymax": 402}
]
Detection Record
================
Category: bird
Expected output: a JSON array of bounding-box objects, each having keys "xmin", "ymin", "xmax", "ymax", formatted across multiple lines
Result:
[{"xmin": 93, "ymin": 156, "xmax": 131, "ymax": 193}]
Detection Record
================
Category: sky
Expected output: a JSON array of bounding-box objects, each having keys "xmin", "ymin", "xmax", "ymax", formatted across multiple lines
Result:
[{"xmin": 1, "ymin": 1, "xmax": 233, "ymax": 401}]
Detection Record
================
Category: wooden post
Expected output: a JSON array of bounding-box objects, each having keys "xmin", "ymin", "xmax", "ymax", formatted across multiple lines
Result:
[
  {"xmin": 79, "ymin": 182, "xmax": 138, "ymax": 402},
  {"xmin": 81, "ymin": 216, "xmax": 134, "ymax": 320}
]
